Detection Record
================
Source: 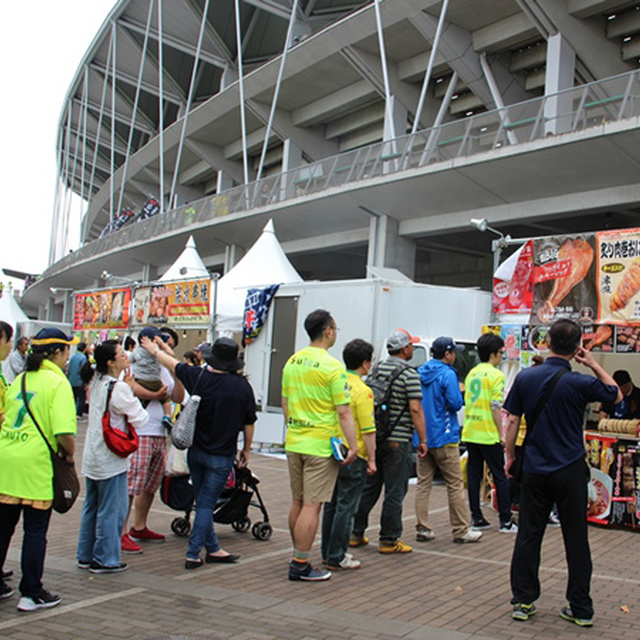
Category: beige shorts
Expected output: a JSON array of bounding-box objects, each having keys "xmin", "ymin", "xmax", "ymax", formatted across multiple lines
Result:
[{"xmin": 286, "ymin": 452, "xmax": 339, "ymax": 504}]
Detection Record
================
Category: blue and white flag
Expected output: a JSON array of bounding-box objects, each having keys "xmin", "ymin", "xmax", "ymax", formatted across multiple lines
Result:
[{"xmin": 243, "ymin": 285, "xmax": 280, "ymax": 346}]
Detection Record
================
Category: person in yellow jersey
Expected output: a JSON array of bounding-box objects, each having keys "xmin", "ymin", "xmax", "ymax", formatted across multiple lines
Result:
[
  {"xmin": 321, "ymin": 339, "xmax": 376, "ymax": 571},
  {"xmin": 462, "ymin": 333, "xmax": 517, "ymax": 533},
  {"xmin": 282, "ymin": 309, "xmax": 358, "ymax": 582},
  {"xmin": 0, "ymin": 327, "xmax": 78, "ymax": 611}
]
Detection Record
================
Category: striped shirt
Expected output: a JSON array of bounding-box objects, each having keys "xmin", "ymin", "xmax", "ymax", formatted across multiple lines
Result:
[{"xmin": 369, "ymin": 357, "xmax": 422, "ymax": 443}]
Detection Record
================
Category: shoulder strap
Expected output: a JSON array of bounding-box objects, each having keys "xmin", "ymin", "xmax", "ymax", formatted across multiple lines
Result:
[
  {"xmin": 105, "ymin": 380, "xmax": 117, "ymax": 413},
  {"xmin": 21, "ymin": 373, "xmax": 55, "ymax": 457},
  {"xmin": 191, "ymin": 367, "xmax": 206, "ymax": 395},
  {"xmin": 525, "ymin": 368, "xmax": 569, "ymax": 440}
]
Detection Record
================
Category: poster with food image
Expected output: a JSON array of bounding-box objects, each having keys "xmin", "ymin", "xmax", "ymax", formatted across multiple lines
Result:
[
  {"xmin": 586, "ymin": 434, "xmax": 616, "ymax": 524},
  {"xmin": 492, "ymin": 240, "xmax": 534, "ymax": 315},
  {"xmin": 581, "ymin": 324, "xmax": 614, "ymax": 352},
  {"xmin": 521, "ymin": 325, "xmax": 550, "ymax": 353},
  {"xmin": 596, "ymin": 228, "xmax": 640, "ymax": 325},
  {"xmin": 500, "ymin": 325, "xmax": 520, "ymax": 360},
  {"xmin": 131, "ymin": 279, "xmax": 212, "ymax": 326},
  {"xmin": 530, "ymin": 233, "xmax": 597, "ymax": 325},
  {"xmin": 73, "ymin": 288, "xmax": 131, "ymax": 331},
  {"xmin": 615, "ymin": 326, "xmax": 640, "ymax": 353},
  {"xmin": 609, "ymin": 440, "xmax": 640, "ymax": 529}
]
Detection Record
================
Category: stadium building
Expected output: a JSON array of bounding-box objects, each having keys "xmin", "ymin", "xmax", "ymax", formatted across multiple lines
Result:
[{"xmin": 23, "ymin": 0, "xmax": 640, "ymax": 322}]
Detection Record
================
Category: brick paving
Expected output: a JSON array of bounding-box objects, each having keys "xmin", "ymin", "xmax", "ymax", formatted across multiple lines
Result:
[{"xmin": 1, "ymin": 422, "xmax": 639, "ymax": 639}]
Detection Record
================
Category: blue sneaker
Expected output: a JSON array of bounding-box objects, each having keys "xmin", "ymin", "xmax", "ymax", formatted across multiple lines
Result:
[
  {"xmin": 161, "ymin": 415, "xmax": 173, "ymax": 432},
  {"xmin": 288, "ymin": 561, "xmax": 331, "ymax": 582},
  {"xmin": 560, "ymin": 605, "xmax": 593, "ymax": 627},
  {"xmin": 330, "ymin": 437, "xmax": 347, "ymax": 462},
  {"xmin": 512, "ymin": 603, "xmax": 536, "ymax": 621}
]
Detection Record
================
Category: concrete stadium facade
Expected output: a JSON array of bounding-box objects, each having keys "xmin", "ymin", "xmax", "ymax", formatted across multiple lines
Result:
[{"xmin": 24, "ymin": 0, "xmax": 640, "ymax": 321}]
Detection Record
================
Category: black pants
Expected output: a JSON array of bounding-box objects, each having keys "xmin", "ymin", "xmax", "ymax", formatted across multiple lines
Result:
[
  {"xmin": 466, "ymin": 442, "xmax": 511, "ymax": 524},
  {"xmin": 0, "ymin": 503, "xmax": 52, "ymax": 597},
  {"xmin": 72, "ymin": 386, "xmax": 86, "ymax": 416},
  {"xmin": 510, "ymin": 457, "xmax": 592, "ymax": 618}
]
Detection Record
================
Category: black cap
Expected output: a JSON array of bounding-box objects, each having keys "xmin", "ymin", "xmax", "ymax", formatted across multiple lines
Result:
[{"xmin": 202, "ymin": 338, "xmax": 244, "ymax": 372}]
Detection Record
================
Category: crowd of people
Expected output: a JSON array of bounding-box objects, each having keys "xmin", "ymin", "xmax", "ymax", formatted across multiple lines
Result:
[{"xmin": 0, "ymin": 313, "xmax": 629, "ymax": 629}]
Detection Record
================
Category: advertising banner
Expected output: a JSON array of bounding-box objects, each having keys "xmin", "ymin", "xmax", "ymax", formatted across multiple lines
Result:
[
  {"xmin": 132, "ymin": 279, "xmax": 212, "ymax": 326},
  {"xmin": 492, "ymin": 240, "xmax": 534, "ymax": 315},
  {"xmin": 530, "ymin": 233, "xmax": 597, "ymax": 325},
  {"xmin": 73, "ymin": 288, "xmax": 131, "ymax": 331},
  {"xmin": 596, "ymin": 228, "xmax": 640, "ymax": 325}
]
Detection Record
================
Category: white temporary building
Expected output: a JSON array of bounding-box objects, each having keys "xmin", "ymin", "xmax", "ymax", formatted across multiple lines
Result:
[
  {"xmin": 159, "ymin": 235, "xmax": 209, "ymax": 281},
  {"xmin": 216, "ymin": 220, "xmax": 302, "ymax": 334}
]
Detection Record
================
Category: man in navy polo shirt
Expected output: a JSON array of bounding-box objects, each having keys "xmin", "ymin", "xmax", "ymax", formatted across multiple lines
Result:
[{"xmin": 504, "ymin": 319, "xmax": 620, "ymax": 628}]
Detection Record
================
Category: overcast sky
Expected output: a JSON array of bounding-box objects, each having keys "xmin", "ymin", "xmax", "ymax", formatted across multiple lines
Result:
[{"xmin": 0, "ymin": 1, "xmax": 116, "ymax": 291}]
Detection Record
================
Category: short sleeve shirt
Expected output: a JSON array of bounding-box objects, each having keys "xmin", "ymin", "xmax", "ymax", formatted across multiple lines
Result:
[
  {"xmin": 0, "ymin": 360, "xmax": 77, "ymax": 500},
  {"xmin": 371, "ymin": 357, "xmax": 422, "ymax": 443},
  {"xmin": 462, "ymin": 363, "xmax": 505, "ymax": 445},
  {"xmin": 504, "ymin": 357, "xmax": 618, "ymax": 474},
  {"xmin": 282, "ymin": 346, "xmax": 350, "ymax": 457},
  {"xmin": 345, "ymin": 372, "xmax": 375, "ymax": 460}
]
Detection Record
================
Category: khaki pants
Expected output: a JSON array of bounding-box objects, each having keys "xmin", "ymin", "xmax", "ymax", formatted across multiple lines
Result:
[{"xmin": 415, "ymin": 445, "xmax": 470, "ymax": 539}]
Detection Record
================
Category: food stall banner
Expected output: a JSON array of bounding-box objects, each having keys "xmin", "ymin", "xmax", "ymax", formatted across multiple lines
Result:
[
  {"xmin": 132, "ymin": 279, "xmax": 212, "ymax": 327},
  {"xmin": 73, "ymin": 288, "xmax": 131, "ymax": 331},
  {"xmin": 492, "ymin": 241, "xmax": 534, "ymax": 315},
  {"xmin": 530, "ymin": 233, "xmax": 597, "ymax": 325},
  {"xmin": 596, "ymin": 227, "xmax": 640, "ymax": 325}
]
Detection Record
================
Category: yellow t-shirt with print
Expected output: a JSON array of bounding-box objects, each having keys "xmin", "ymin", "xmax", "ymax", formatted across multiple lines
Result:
[
  {"xmin": 0, "ymin": 360, "xmax": 77, "ymax": 500},
  {"xmin": 343, "ymin": 372, "xmax": 375, "ymax": 460},
  {"xmin": 462, "ymin": 362, "xmax": 505, "ymax": 445},
  {"xmin": 282, "ymin": 346, "xmax": 349, "ymax": 457}
]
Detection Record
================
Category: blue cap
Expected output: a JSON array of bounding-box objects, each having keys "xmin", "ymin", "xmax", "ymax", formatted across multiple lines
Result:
[
  {"xmin": 138, "ymin": 326, "xmax": 169, "ymax": 344},
  {"xmin": 31, "ymin": 327, "xmax": 79, "ymax": 347},
  {"xmin": 430, "ymin": 336, "xmax": 464, "ymax": 359}
]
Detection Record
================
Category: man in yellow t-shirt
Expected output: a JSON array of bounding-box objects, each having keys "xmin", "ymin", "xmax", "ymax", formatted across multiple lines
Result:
[
  {"xmin": 282, "ymin": 309, "xmax": 358, "ymax": 582},
  {"xmin": 321, "ymin": 339, "xmax": 376, "ymax": 571},
  {"xmin": 462, "ymin": 333, "xmax": 516, "ymax": 533}
]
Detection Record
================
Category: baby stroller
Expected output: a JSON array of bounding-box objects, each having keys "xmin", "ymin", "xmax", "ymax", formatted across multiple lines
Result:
[{"xmin": 159, "ymin": 463, "xmax": 273, "ymax": 541}]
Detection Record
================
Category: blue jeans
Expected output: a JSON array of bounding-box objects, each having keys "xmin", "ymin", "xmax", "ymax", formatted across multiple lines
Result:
[
  {"xmin": 77, "ymin": 472, "xmax": 128, "ymax": 567},
  {"xmin": 186, "ymin": 446, "xmax": 235, "ymax": 559},
  {"xmin": 353, "ymin": 440, "xmax": 411, "ymax": 543},
  {"xmin": 0, "ymin": 503, "xmax": 52, "ymax": 597},
  {"xmin": 321, "ymin": 457, "xmax": 368, "ymax": 565}
]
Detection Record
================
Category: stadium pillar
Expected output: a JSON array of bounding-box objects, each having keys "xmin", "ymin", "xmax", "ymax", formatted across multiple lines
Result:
[
  {"xmin": 367, "ymin": 214, "xmax": 415, "ymax": 279},
  {"xmin": 544, "ymin": 34, "xmax": 575, "ymax": 136}
]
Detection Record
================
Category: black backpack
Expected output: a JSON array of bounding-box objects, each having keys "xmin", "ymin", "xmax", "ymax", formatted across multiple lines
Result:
[{"xmin": 366, "ymin": 362, "xmax": 408, "ymax": 444}]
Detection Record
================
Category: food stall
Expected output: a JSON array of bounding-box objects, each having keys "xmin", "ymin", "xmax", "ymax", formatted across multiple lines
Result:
[
  {"xmin": 73, "ymin": 287, "xmax": 132, "ymax": 343},
  {"xmin": 491, "ymin": 227, "xmax": 640, "ymax": 532}
]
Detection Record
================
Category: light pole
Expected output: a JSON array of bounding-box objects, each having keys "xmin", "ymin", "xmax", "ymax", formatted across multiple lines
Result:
[{"xmin": 469, "ymin": 218, "xmax": 512, "ymax": 276}]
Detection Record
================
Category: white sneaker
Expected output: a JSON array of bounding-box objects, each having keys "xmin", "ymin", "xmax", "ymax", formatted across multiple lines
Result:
[
  {"xmin": 327, "ymin": 554, "xmax": 361, "ymax": 570},
  {"xmin": 453, "ymin": 528, "xmax": 483, "ymax": 544},
  {"xmin": 416, "ymin": 528, "xmax": 435, "ymax": 542},
  {"xmin": 499, "ymin": 520, "xmax": 519, "ymax": 534}
]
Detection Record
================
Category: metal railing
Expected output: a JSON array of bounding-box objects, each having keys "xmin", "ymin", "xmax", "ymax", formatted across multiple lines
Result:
[{"xmin": 48, "ymin": 69, "xmax": 640, "ymax": 277}]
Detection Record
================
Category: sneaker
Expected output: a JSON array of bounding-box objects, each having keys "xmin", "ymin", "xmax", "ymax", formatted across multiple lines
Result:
[
  {"xmin": 547, "ymin": 513, "xmax": 561, "ymax": 527},
  {"xmin": 560, "ymin": 605, "xmax": 593, "ymax": 627},
  {"xmin": 77, "ymin": 560, "xmax": 91, "ymax": 569},
  {"xmin": 379, "ymin": 540, "xmax": 413, "ymax": 554},
  {"xmin": 288, "ymin": 561, "xmax": 331, "ymax": 582},
  {"xmin": 17, "ymin": 590, "xmax": 61, "ymax": 612},
  {"xmin": 161, "ymin": 415, "xmax": 173, "ymax": 432},
  {"xmin": 349, "ymin": 534, "xmax": 369, "ymax": 547},
  {"xmin": 472, "ymin": 518, "xmax": 492, "ymax": 531},
  {"xmin": 88, "ymin": 561, "xmax": 128, "ymax": 574},
  {"xmin": 512, "ymin": 603, "xmax": 536, "ymax": 621},
  {"xmin": 416, "ymin": 528, "xmax": 435, "ymax": 542},
  {"xmin": 327, "ymin": 555, "xmax": 361, "ymax": 570},
  {"xmin": 129, "ymin": 527, "xmax": 165, "ymax": 543},
  {"xmin": 0, "ymin": 581, "xmax": 14, "ymax": 600},
  {"xmin": 121, "ymin": 533, "xmax": 143, "ymax": 554},
  {"xmin": 453, "ymin": 529, "xmax": 483, "ymax": 543},
  {"xmin": 499, "ymin": 520, "xmax": 519, "ymax": 534}
]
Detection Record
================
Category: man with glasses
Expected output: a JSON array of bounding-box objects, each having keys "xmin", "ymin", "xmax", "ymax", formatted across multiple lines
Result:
[
  {"xmin": 282, "ymin": 309, "xmax": 358, "ymax": 581},
  {"xmin": 462, "ymin": 333, "xmax": 517, "ymax": 534}
]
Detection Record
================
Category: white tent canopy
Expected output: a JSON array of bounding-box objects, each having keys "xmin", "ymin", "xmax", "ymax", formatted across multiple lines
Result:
[
  {"xmin": 159, "ymin": 235, "xmax": 209, "ymax": 281},
  {"xmin": 216, "ymin": 220, "xmax": 302, "ymax": 333},
  {"xmin": 0, "ymin": 292, "xmax": 29, "ymax": 331}
]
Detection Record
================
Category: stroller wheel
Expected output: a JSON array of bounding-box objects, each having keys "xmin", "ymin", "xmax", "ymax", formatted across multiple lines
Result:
[
  {"xmin": 232, "ymin": 516, "xmax": 251, "ymax": 532},
  {"xmin": 252, "ymin": 522, "xmax": 273, "ymax": 541},
  {"xmin": 171, "ymin": 517, "xmax": 191, "ymax": 537}
]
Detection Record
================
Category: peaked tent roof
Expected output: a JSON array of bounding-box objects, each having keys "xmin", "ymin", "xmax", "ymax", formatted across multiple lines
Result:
[
  {"xmin": 0, "ymin": 292, "xmax": 29, "ymax": 329},
  {"xmin": 216, "ymin": 220, "xmax": 302, "ymax": 333},
  {"xmin": 159, "ymin": 235, "xmax": 209, "ymax": 281}
]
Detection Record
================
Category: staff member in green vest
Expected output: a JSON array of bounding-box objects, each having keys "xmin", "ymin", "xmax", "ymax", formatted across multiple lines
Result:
[
  {"xmin": 0, "ymin": 328, "xmax": 78, "ymax": 612},
  {"xmin": 462, "ymin": 333, "xmax": 517, "ymax": 533}
]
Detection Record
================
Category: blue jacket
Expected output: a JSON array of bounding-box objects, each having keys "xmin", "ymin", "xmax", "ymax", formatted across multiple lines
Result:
[
  {"xmin": 417, "ymin": 359, "xmax": 463, "ymax": 448},
  {"xmin": 67, "ymin": 352, "xmax": 87, "ymax": 387}
]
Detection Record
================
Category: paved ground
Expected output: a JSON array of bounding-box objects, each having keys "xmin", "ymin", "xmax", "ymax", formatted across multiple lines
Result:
[{"xmin": 1, "ymin": 423, "xmax": 639, "ymax": 639}]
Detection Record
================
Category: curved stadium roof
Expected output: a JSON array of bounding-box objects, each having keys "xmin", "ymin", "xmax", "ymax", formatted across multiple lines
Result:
[{"xmin": 34, "ymin": 0, "xmax": 640, "ymax": 312}]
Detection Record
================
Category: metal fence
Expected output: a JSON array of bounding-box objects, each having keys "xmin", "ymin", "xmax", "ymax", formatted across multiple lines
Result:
[{"xmin": 50, "ymin": 69, "xmax": 640, "ymax": 275}]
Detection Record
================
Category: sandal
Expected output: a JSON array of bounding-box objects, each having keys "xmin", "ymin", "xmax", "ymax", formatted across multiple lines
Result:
[{"xmin": 184, "ymin": 557, "xmax": 203, "ymax": 570}]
